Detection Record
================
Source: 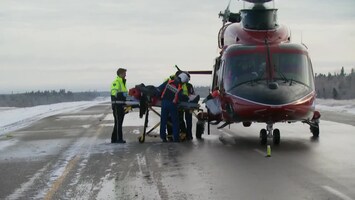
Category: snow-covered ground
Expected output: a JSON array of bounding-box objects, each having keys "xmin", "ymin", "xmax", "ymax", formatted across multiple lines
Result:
[
  {"xmin": 1, "ymin": 98, "xmax": 355, "ymax": 137},
  {"xmin": 316, "ymin": 99, "xmax": 355, "ymax": 115},
  {"xmin": 0, "ymin": 97, "xmax": 110, "ymax": 136}
]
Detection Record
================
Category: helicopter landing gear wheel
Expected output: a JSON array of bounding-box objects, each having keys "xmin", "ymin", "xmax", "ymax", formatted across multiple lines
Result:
[
  {"xmin": 310, "ymin": 123, "xmax": 319, "ymax": 138},
  {"xmin": 304, "ymin": 117, "xmax": 320, "ymax": 138},
  {"xmin": 260, "ymin": 129, "xmax": 267, "ymax": 145},
  {"xmin": 260, "ymin": 123, "xmax": 280, "ymax": 145},
  {"xmin": 273, "ymin": 128, "xmax": 280, "ymax": 145}
]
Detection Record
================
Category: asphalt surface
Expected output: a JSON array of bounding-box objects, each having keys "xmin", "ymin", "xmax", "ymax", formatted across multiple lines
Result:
[{"xmin": 1, "ymin": 102, "xmax": 355, "ymax": 200}]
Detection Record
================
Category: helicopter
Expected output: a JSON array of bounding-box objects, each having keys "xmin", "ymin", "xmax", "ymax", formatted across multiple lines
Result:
[{"xmin": 194, "ymin": 0, "xmax": 321, "ymax": 145}]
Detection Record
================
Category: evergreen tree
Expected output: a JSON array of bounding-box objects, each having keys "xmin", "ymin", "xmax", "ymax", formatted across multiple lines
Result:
[
  {"xmin": 327, "ymin": 72, "xmax": 332, "ymax": 79},
  {"xmin": 340, "ymin": 66, "xmax": 345, "ymax": 76},
  {"xmin": 332, "ymin": 88, "xmax": 338, "ymax": 99}
]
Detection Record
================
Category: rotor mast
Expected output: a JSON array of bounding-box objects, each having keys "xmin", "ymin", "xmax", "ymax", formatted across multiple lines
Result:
[{"xmin": 218, "ymin": 0, "xmax": 275, "ymax": 25}]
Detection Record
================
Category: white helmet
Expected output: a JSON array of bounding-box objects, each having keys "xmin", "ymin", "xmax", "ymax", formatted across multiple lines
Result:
[{"xmin": 178, "ymin": 72, "xmax": 190, "ymax": 83}]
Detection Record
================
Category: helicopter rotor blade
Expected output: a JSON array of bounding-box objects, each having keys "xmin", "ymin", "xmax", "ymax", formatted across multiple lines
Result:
[
  {"xmin": 226, "ymin": 0, "xmax": 231, "ymax": 10},
  {"xmin": 187, "ymin": 70, "xmax": 212, "ymax": 75},
  {"xmin": 173, "ymin": 65, "xmax": 212, "ymax": 75}
]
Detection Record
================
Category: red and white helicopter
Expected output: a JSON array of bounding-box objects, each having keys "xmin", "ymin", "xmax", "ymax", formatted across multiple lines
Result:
[
  {"xmin": 194, "ymin": 0, "xmax": 321, "ymax": 145},
  {"xmin": 129, "ymin": 0, "xmax": 321, "ymax": 145}
]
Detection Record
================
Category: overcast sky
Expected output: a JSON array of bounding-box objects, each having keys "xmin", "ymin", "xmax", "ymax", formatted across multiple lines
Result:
[{"xmin": 1, "ymin": 0, "xmax": 354, "ymax": 93}]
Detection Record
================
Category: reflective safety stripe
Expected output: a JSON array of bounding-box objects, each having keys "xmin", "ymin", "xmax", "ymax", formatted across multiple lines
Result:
[
  {"xmin": 167, "ymin": 75, "xmax": 187, "ymax": 95},
  {"xmin": 161, "ymin": 80, "xmax": 182, "ymax": 104},
  {"xmin": 161, "ymin": 80, "xmax": 173, "ymax": 99},
  {"xmin": 166, "ymin": 83, "xmax": 179, "ymax": 93}
]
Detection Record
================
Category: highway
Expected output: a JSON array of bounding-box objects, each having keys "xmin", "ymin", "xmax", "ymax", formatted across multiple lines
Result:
[{"xmin": 1, "ymin": 102, "xmax": 355, "ymax": 200}]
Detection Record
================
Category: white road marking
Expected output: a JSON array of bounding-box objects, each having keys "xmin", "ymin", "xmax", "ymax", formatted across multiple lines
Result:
[
  {"xmin": 99, "ymin": 123, "xmax": 113, "ymax": 127},
  {"xmin": 6, "ymin": 163, "xmax": 51, "ymax": 200},
  {"xmin": 322, "ymin": 185, "xmax": 353, "ymax": 200},
  {"xmin": 55, "ymin": 114, "xmax": 103, "ymax": 120}
]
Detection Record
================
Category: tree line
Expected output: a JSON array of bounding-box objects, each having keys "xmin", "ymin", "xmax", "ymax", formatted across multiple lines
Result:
[
  {"xmin": 0, "ymin": 87, "xmax": 211, "ymax": 108},
  {"xmin": 1, "ymin": 68, "xmax": 354, "ymax": 108},
  {"xmin": 0, "ymin": 89, "xmax": 108, "ymax": 107},
  {"xmin": 315, "ymin": 67, "xmax": 355, "ymax": 99}
]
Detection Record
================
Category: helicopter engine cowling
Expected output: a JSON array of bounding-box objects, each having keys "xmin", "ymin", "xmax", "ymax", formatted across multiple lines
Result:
[{"xmin": 218, "ymin": 22, "xmax": 290, "ymax": 48}]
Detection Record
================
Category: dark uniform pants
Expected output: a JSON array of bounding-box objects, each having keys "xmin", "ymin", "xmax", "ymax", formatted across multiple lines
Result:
[
  {"xmin": 185, "ymin": 111, "xmax": 193, "ymax": 139},
  {"xmin": 178, "ymin": 110, "xmax": 193, "ymax": 140},
  {"xmin": 160, "ymin": 100, "xmax": 179, "ymax": 142},
  {"xmin": 111, "ymin": 105, "xmax": 125, "ymax": 142}
]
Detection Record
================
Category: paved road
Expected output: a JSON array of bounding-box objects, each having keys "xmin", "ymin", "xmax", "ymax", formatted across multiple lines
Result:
[{"xmin": 1, "ymin": 103, "xmax": 355, "ymax": 200}]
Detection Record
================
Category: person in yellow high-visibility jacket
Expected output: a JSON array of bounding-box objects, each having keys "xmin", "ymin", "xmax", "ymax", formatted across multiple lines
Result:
[
  {"xmin": 181, "ymin": 81, "xmax": 196, "ymax": 140},
  {"xmin": 110, "ymin": 68, "xmax": 128, "ymax": 143}
]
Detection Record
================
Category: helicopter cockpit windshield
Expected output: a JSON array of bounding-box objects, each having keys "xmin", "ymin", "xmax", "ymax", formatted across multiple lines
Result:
[
  {"xmin": 273, "ymin": 53, "xmax": 314, "ymax": 89},
  {"xmin": 223, "ymin": 51, "xmax": 314, "ymax": 93},
  {"xmin": 224, "ymin": 53, "xmax": 266, "ymax": 92}
]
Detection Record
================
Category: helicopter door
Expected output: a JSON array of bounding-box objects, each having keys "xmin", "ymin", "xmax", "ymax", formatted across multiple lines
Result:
[
  {"xmin": 217, "ymin": 59, "xmax": 225, "ymax": 91},
  {"xmin": 212, "ymin": 56, "xmax": 221, "ymax": 90}
]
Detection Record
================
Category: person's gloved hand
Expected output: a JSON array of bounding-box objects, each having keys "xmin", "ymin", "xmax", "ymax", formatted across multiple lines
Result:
[{"xmin": 124, "ymin": 106, "xmax": 132, "ymax": 113}]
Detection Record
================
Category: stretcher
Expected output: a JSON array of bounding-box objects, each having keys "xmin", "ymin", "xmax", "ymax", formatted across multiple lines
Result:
[
  {"xmin": 139, "ymin": 101, "xmax": 201, "ymax": 143},
  {"xmin": 128, "ymin": 85, "xmax": 201, "ymax": 143}
]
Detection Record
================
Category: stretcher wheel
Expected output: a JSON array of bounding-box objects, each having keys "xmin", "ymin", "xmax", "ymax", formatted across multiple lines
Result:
[
  {"xmin": 180, "ymin": 132, "xmax": 186, "ymax": 141},
  {"xmin": 310, "ymin": 124, "xmax": 319, "ymax": 138},
  {"xmin": 167, "ymin": 135, "xmax": 173, "ymax": 142},
  {"xmin": 196, "ymin": 120, "xmax": 205, "ymax": 139},
  {"xmin": 138, "ymin": 136, "xmax": 145, "ymax": 143}
]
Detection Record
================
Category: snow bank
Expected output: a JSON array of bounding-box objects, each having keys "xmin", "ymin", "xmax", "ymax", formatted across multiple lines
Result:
[{"xmin": 316, "ymin": 99, "xmax": 355, "ymax": 115}]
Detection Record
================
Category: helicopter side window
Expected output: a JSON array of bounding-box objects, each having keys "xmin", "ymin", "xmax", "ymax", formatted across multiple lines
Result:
[
  {"xmin": 307, "ymin": 58, "xmax": 315, "ymax": 90},
  {"xmin": 217, "ymin": 59, "xmax": 225, "ymax": 90},
  {"xmin": 212, "ymin": 56, "xmax": 222, "ymax": 89}
]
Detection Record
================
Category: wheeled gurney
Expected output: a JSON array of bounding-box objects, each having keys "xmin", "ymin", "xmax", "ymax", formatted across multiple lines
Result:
[{"xmin": 128, "ymin": 85, "xmax": 201, "ymax": 143}]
